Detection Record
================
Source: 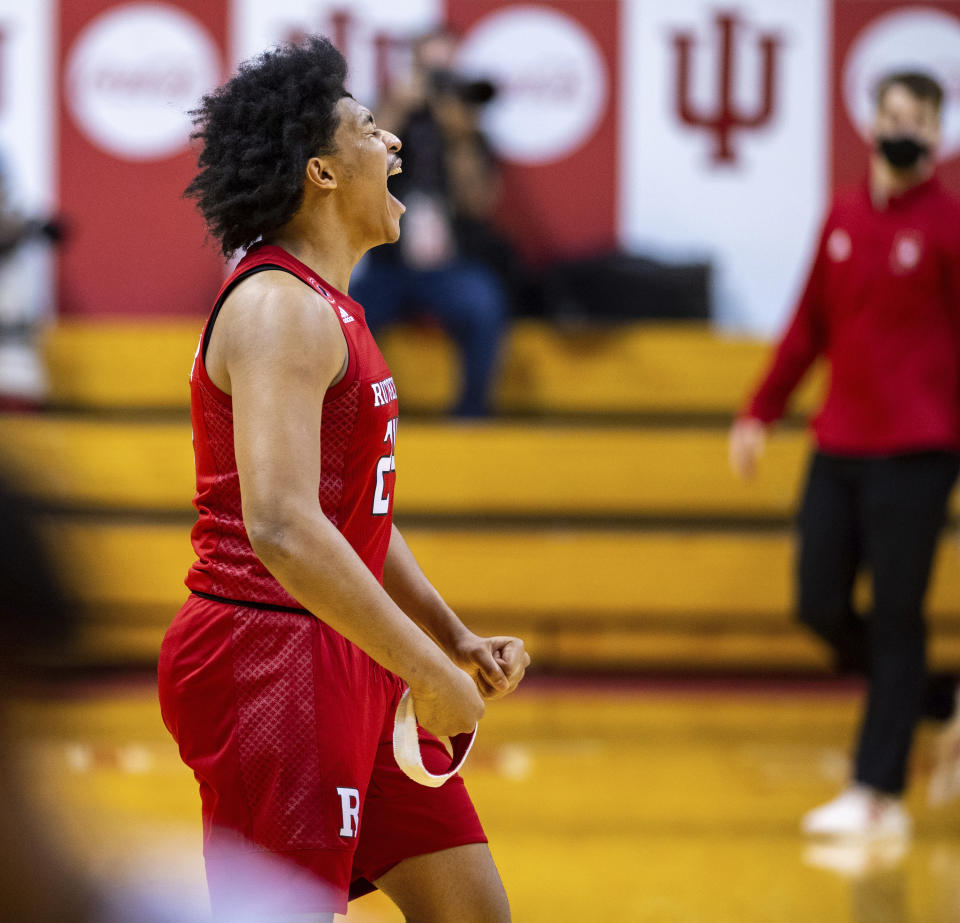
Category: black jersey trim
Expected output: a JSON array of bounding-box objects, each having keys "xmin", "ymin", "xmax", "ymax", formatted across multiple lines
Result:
[
  {"xmin": 201, "ymin": 263, "xmax": 298, "ymax": 363},
  {"xmin": 190, "ymin": 589, "xmax": 310, "ymax": 614}
]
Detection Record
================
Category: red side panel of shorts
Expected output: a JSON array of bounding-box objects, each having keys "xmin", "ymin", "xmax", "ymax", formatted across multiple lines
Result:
[{"xmin": 350, "ymin": 727, "xmax": 488, "ymax": 890}]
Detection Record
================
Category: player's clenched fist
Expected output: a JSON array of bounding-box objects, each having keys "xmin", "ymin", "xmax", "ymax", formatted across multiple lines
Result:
[
  {"xmin": 452, "ymin": 634, "xmax": 531, "ymax": 701},
  {"xmin": 409, "ymin": 662, "xmax": 485, "ymax": 738}
]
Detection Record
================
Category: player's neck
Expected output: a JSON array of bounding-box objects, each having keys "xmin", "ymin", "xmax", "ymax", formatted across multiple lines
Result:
[
  {"xmin": 869, "ymin": 155, "xmax": 933, "ymax": 209},
  {"xmin": 265, "ymin": 209, "xmax": 366, "ymax": 295}
]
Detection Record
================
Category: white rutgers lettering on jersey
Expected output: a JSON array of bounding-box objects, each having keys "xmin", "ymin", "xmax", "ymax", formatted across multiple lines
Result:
[{"xmin": 371, "ymin": 375, "xmax": 397, "ymax": 407}]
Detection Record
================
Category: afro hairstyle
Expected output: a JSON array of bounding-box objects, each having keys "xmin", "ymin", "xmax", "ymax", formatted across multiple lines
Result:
[{"xmin": 185, "ymin": 35, "xmax": 351, "ymax": 257}]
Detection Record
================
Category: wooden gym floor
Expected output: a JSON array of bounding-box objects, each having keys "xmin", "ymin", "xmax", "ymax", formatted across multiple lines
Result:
[{"xmin": 7, "ymin": 676, "xmax": 960, "ymax": 922}]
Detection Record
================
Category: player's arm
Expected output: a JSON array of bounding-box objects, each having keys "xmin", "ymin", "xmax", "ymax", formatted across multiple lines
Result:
[
  {"xmin": 382, "ymin": 524, "xmax": 530, "ymax": 700},
  {"xmin": 219, "ymin": 274, "xmax": 484, "ymax": 737}
]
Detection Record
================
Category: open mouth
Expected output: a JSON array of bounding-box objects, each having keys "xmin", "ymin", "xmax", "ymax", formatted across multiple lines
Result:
[{"xmin": 387, "ymin": 158, "xmax": 405, "ymax": 213}]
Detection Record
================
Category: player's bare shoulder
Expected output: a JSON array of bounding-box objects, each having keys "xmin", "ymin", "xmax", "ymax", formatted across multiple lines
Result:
[{"xmin": 207, "ymin": 269, "xmax": 348, "ymax": 395}]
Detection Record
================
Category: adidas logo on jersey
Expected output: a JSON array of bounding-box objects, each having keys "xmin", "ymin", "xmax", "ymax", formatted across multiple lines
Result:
[{"xmin": 339, "ymin": 306, "xmax": 355, "ymax": 324}]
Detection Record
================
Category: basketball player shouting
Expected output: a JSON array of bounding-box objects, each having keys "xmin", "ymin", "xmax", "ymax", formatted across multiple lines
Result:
[{"xmin": 158, "ymin": 37, "xmax": 528, "ymax": 922}]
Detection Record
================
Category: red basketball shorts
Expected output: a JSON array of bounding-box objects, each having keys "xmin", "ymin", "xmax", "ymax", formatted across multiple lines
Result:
[{"xmin": 158, "ymin": 594, "xmax": 486, "ymax": 916}]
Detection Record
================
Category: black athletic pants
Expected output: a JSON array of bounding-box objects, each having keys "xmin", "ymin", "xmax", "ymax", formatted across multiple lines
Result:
[{"xmin": 797, "ymin": 450, "xmax": 960, "ymax": 795}]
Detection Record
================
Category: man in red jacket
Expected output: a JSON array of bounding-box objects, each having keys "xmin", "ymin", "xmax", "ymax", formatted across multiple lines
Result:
[{"xmin": 730, "ymin": 71, "xmax": 960, "ymax": 837}]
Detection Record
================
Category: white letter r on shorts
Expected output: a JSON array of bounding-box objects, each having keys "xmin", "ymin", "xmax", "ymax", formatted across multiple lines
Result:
[{"xmin": 336, "ymin": 786, "xmax": 360, "ymax": 837}]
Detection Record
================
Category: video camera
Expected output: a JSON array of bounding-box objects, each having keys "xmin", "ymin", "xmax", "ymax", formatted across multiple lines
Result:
[{"xmin": 428, "ymin": 68, "xmax": 497, "ymax": 106}]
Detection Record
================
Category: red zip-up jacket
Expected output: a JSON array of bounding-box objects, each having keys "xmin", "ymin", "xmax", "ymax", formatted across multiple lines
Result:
[{"xmin": 744, "ymin": 176, "xmax": 960, "ymax": 455}]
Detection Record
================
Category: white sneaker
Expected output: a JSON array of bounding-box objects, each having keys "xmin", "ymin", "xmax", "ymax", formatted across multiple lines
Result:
[
  {"xmin": 802, "ymin": 838, "xmax": 909, "ymax": 878},
  {"xmin": 801, "ymin": 787, "xmax": 911, "ymax": 839}
]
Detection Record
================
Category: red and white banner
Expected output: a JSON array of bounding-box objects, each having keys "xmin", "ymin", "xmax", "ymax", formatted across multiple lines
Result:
[
  {"xmin": 619, "ymin": 0, "xmax": 830, "ymax": 334},
  {"xmin": 231, "ymin": 0, "xmax": 442, "ymax": 101},
  {"xmin": 5, "ymin": 0, "xmax": 957, "ymax": 331},
  {"xmin": 450, "ymin": 0, "xmax": 620, "ymax": 263},
  {"xmin": 833, "ymin": 1, "xmax": 960, "ymax": 193},
  {"xmin": 58, "ymin": 0, "xmax": 228, "ymax": 317}
]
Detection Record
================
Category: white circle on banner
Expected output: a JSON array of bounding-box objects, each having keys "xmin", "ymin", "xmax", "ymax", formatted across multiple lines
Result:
[
  {"xmin": 843, "ymin": 7, "xmax": 960, "ymax": 159},
  {"xmin": 66, "ymin": 3, "xmax": 220, "ymax": 161},
  {"xmin": 456, "ymin": 6, "xmax": 608, "ymax": 165}
]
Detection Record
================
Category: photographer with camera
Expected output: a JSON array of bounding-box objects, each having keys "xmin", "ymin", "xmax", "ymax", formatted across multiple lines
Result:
[{"xmin": 351, "ymin": 27, "xmax": 514, "ymax": 417}]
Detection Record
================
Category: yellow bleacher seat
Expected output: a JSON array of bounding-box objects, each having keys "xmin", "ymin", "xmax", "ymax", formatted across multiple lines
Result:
[
  {"xmin": 22, "ymin": 319, "xmax": 953, "ymax": 673},
  {"xmin": 47, "ymin": 520, "xmax": 960, "ymax": 620},
  {"xmin": 43, "ymin": 319, "xmax": 826, "ymax": 415},
  {"xmin": 44, "ymin": 519, "xmax": 960, "ymax": 670},
  {"xmin": 44, "ymin": 320, "xmax": 196, "ymax": 410},
  {"xmin": 2, "ymin": 417, "xmax": 957, "ymax": 519}
]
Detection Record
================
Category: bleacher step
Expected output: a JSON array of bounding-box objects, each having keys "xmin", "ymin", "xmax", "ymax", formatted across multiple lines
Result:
[
  {"xmin": 38, "ymin": 519, "xmax": 960, "ymax": 671},
  {"xmin": 10, "ymin": 416, "xmax": 955, "ymax": 519},
  {"xmin": 42, "ymin": 320, "xmax": 825, "ymax": 415}
]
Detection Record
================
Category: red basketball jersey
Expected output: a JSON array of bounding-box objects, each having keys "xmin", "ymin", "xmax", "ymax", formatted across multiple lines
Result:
[{"xmin": 185, "ymin": 245, "xmax": 399, "ymax": 606}]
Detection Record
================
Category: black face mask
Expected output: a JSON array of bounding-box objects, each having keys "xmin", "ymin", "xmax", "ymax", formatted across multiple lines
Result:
[{"xmin": 876, "ymin": 135, "xmax": 931, "ymax": 170}]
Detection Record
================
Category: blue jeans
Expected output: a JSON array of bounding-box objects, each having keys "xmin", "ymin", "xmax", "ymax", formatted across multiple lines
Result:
[{"xmin": 350, "ymin": 257, "xmax": 507, "ymax": 417}]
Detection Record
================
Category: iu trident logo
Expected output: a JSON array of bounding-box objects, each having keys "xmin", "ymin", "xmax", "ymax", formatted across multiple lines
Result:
[{"xmin": 672, "ymin": 11, "xmax": 783, "ymax": 165}]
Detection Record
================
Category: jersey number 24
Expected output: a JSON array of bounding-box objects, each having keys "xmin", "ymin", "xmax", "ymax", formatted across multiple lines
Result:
[{"xmin": 373, "ymin": 416, "xmax": 398, "ymax": 515}]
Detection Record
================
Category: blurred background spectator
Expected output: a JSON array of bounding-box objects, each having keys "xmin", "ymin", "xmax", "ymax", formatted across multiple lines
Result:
[{"xmin": 351, "ymin": 27, "xmax": 515, "ymax": 417}]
